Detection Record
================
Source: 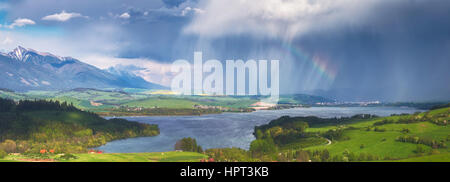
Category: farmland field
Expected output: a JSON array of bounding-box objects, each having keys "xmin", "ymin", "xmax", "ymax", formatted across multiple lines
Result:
[{"xmin": 3, "ymin": 152, "xmax": 207, "ymax": 162}]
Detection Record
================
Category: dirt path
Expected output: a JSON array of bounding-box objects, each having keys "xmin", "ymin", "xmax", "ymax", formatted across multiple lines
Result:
[
  {"xmin": 324, "ymin": 138, "xmax": 332, "ymax": 145},
  {"xmin": 315, "ymin": 134, "xmax": 332, "ymax": 146}
]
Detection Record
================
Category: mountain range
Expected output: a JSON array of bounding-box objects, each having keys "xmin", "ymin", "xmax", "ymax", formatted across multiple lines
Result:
[{"xmin": 0, "ymin": 46, "xmax": 165, "ymax": 91}]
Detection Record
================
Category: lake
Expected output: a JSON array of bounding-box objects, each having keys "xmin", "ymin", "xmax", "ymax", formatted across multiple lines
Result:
[{"xmin": 96, "ymin": 107, "xmax": 423, "ymax": 153}]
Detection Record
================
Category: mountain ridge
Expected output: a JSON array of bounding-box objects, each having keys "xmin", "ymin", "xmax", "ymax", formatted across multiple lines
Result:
[{"xmin": 0, "ymin": 46, "xmax": 165, "ymax": 91}]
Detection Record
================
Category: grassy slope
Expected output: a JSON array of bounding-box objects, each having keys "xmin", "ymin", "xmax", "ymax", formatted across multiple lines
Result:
[
  {"xmin": 304, "ymin": 107, "xmax": 450, "ymax": 160},
  {"xmin": 68, "ymin": 152, "xmax": 207, "ymax": 162},
  {"xmin": 2, "ymin": 152, "xmax": 207, "ymax": 162}
]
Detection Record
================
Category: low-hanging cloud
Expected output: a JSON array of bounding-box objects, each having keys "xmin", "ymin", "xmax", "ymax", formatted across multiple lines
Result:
[
  {"xmin": 42, "ymin": 10, "xmax": 88, "ymax": 22},
  {"xmin": 119, "ymin": 12, "xmax": 131, "ymax": 19},
  {"xmin": 6, "ymin": 18, "xmax": 36, "ymax": 29}
]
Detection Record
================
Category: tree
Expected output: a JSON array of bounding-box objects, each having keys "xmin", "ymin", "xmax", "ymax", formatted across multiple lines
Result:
[
  {"xmin": 292, "ymin": 121, "xmax": 309, "ymax": 132},
  {"xmin": 0, "ymin": 98, "xmax": 15, "ymax": 112},
  {"xmin": 321, "ymin": 149, "xmax": 330, "ymax": 162},
  {"xmin": 255, "ymin": 129, "xmax": 264, "ymax": 139},
  {"xmin": 249, "ymin": 138, "xmax": 277, "ymax": 157},
  {"xmin": 174, "ymin": 137, "xmax": 203, "ymax": 153},
  {"xmin": 268, "ymin": 126, "xmax": 283, "ymax": 138}
]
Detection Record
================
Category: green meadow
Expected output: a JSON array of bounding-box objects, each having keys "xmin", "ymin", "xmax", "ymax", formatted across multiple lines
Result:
[
  {"xmin": 124, "ymin": 97, "xmax": 198, "ymax": 109},
  {"xmin": 304, "ymin": 117, "xmax": 449, "ymax": 159},
  {"xmin": 3, "ymin": 152, "xmax": 207, "ymax": 162},
  {"xmin": 66, "ymin": 152, "xmax": 207, "ymax": 162}
]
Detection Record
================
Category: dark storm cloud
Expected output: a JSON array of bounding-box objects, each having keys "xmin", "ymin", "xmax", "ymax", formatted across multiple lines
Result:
[
  {"xmin": 2, "ymin": 0, "xmax": 449, "ymax": 101},
  {"xmin": 181, "ymin": 0, "xmax": 450, "ymax": 101},
  {"xmin": 292, "ymin": 0, "xmax": 450, "ymax": 101}
]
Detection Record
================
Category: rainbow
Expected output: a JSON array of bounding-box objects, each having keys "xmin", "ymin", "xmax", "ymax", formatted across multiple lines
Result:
[{"xmin": 281, "ymin": 42, "xmax": 337, "ymax": 82}]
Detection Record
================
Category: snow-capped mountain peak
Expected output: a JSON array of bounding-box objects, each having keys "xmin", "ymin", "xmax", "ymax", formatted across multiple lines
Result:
[
  {"xmin": 8, "ymin": 46, "xmax": 28, "ymax": 61},
  {"xmin": 4, "ymin": 46, "xmax": 69, "ymax": 62}
]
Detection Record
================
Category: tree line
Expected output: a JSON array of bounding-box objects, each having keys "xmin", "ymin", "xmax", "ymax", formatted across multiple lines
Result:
[{"xmin": 0, "ymin": 98, "xmax": 79, "ymax": 113}]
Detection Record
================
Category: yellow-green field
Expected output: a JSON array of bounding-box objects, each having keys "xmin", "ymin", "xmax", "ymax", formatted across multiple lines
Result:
[
  {"xmin": 2, "ymin": 151, "xmax": 208, "ymax": 162},
  {"xmin": 124, "ymin": 98, "xmax": 198, "ymax": 109}
]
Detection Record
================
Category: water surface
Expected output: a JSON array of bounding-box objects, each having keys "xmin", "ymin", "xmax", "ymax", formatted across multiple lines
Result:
[{"xmin": 97, "ymin": 107, "xmax": 422, "ymax": 153}]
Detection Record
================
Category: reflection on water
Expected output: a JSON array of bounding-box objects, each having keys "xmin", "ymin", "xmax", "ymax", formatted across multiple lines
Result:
[{"xmin": 96, "ymin": 107, "xmax": 423, "ymax": 153}]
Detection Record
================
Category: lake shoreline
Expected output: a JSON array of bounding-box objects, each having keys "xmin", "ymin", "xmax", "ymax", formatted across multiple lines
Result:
[
  {"xmin": 95, "ymin": 106, "xmax": 424, "ymax": 153},
  {"xmin": 95, "ymin": 105, "xmax": 314, "ymax": 117},
  {"xmin": 98, "ymin": 105, "xmax": 421, "ymax": 118}
]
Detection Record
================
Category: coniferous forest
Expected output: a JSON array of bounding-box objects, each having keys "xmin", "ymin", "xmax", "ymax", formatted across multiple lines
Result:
[{"xmin": 0, "ymin": 98, "xmax": 159, "ymax": 154}]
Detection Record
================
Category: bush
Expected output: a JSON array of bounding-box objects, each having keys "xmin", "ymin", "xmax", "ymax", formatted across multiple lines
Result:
[
  {"xmin": 415, "ymin": 145, "xmax": 426, "ymax": 154},
  {"xmin": 322, "ymin": 128, "xmax": 346, "ymax": 141},
  {"xmin": 373, "ymin": 119, "xmax": 395, "ymax": 126},
  {"xmin": 0, "ymin": 149, "xmax": 6, "ymax": 159},
  {"xmin": 296, "ymin": 150, "xmax": 310, "ymax": 162},
  {"xmin": 374, "ymin": 127, "xmax": 386, "ymax": 132},
  {"xmin": 401, "ymin": 128, "xmax": 410, "ymax": 133},
  {"xmin": 396, "ymin": 135, "xmax": 446, "ymax": 148},
  {"xmin": 0, "ymin": 140, "xmax": 16, "ymax": 153},
  {"xmin": 205, "ymin": 148, "xmax": 251, "ymax": 162},
  {"xmin": 58, "ymin": 153, "xmax": 78, "ymax": 160}
]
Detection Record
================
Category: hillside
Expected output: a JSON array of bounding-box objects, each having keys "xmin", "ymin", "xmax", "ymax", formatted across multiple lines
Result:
[
  {"xmin": 0, "ymin": 98, "xmax": 159, "ymax": 154},
  {"xmin": 205, "ymin": 106, "xmax": 450, "ymax": 162}
]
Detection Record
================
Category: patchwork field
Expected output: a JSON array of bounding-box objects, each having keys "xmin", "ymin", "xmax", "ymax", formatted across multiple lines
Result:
[{"xmin": 0, "ymin": 89, "xmax": 334, "ymax": 110}]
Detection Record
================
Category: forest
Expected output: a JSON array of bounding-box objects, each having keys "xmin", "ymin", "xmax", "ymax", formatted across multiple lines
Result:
[{"xmin": 0, "ymin": 98, "xmax": 159, "ymax": 154}]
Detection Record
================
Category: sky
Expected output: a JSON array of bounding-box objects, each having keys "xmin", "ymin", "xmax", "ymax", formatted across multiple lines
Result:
[{"xmin": 0, "ymin": 0, "xmax": 449, "ymax": 101}]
